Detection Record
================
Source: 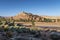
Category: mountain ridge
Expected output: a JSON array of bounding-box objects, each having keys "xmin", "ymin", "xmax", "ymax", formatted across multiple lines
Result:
[
  {"xmin": 13, "ymin": 11, "xmax": 60, "ymax": 19},
  {"xmin": 0, "ymin": 11, "xmax": 60, "ymax": 22}
]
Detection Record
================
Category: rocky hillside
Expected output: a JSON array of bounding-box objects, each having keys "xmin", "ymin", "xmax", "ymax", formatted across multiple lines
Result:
[
  {"xmin": 1, "ymin": 11, "xmax": 60, "ymax": 22},
  {"xmin": 12, "ymin": 11, "xmax": 60, "ymax": 22},
  {"xmin": 12, "ymin": 12, "xmax": 44, "ymax": 22}
]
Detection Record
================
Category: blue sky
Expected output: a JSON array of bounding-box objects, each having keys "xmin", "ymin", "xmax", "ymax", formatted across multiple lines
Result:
[{"xmin": 0, "ymin": 0, "xmax": 60, "ymax": 16}]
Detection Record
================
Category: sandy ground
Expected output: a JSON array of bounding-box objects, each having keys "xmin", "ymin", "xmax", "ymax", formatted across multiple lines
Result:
[
  {"xmin": 15, "ymin": 22, "xmax": 60, "ymax": 27},
  {"xmin": 15, "ymin": 22, "xmax": 60, "ymax": 32}
]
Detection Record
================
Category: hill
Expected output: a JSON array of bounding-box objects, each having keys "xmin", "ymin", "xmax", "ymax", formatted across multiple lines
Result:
[
  {"xmin": 0, "ymin": 11, "xmax": 60, "ymax": 22},
  {"xmin": 12, "ymin": 11, "xmax": 60, "ymax": 22}
]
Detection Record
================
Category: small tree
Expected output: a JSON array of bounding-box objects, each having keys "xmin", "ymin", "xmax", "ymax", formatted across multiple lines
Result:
[{"xmin": 31, "ymin": 20, "xmax": 35, "ymax": 27}]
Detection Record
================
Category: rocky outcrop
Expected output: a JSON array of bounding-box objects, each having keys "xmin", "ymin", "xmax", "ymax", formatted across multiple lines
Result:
[
  {"xmin": 13, "ymin": 11, "xmax": 44, "ymax": 22},
  {"xmin": 2, "ymin": 11, "xmax": 60, "ymax": 22},
  {"xmin": 12, "ymin": 11, "xmax": 60, "ymax": 22}
]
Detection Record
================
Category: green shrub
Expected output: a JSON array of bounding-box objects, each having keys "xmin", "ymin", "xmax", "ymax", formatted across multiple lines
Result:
[
  {"xmin": 6, "ymin": 31, "xmax": 13, "ymax": 38},
  {"xmin": 31, "ymin": 20, "xmax": 35, "ymax": 27},
  {"xmin": 8, "ymin": 23, "xmax": 14, "ymax": 26},
  {"xmin": 0, "ymin": 22, "xmax": 3, "ymax": 25},
  {"xmin": 17, "ymin": 23, "xmax": 23, "ymax": 26},
  {"xmin": 16, "ymin": 28, "xmax": 30, "ymax": 33},
  {"xmin": 30, "ymin": 30, "xmax": 36, "ymax": 35},
  {"xmin": 50, "ymin": 33, "xmax": 60, "ymax": 40},
  {"xmin": 44, "ymin": 18, "xmax": 52, "ymax": 22},
  {"xmin": 4, "ymin": 28, "xmax": 9, "ymax": 31}
]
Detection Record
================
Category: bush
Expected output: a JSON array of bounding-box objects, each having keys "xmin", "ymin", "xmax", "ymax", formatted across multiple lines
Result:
[
  {"xmin": 16, "ymin": 28, "xmax": 23, "ymax": 33},
  {"xmin": 50, "ymin": 34, "xmax": 60, "ymax": 40},
  {"xmin": 30, "ymin": 30, "xmax": 36, "ymax": 35},
  {"xmin": 51, "ymin": 30, "xmax": 57, "ymax": 32},
  {"xmin": 0, "ymin": 22, "xmax": 3, "ymax": 25},
  {"xmin": 16, "ymin": 28, "xmax": 30, "ymax": 33},
  {"xmin": 4, "ymin": 21, "xmax": 9, "ymax": 25},
  {"xmin": 44, "ymin": 18, "xmax": 52, "ymax": 22},
  {"xmin": 17, "ymin": 23, "xmax": 23, "ymax": 26},
  {"xmin": 8, "ymin": 23, "xmax": 14, "ymax": 26},
  {"xmin": 9, "ymin": 27, "xmax": 16, "ymax": 32},
  {"xmin": 4, "ymin": 28, "xmax": 9, "ymax": 31},
  {"xmin": 6, "ymin": 31, "xmax": 13, "ymax": 38},
  {"xmin": 34, "ymin": 31, "xmax": 41, "ymax": 38}
]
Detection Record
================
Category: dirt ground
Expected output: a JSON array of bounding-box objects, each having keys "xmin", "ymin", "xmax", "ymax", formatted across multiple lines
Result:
[
  {"xmin": 15, "ymin": 22, "xmax": 60, "ymax": 32},
  {"xmin": 15, "ymin": 22, "xmax": 60, "ymax": 27}
]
